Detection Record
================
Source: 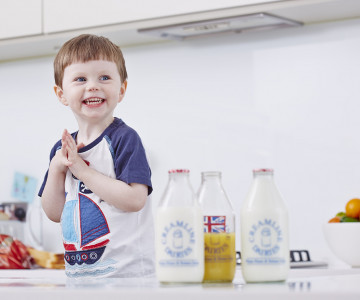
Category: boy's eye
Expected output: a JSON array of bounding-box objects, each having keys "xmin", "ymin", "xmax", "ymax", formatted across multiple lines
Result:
[
  {"xmin": 75, "ymin": 77, "xmax": 86, "ymax": 82},
  {"xmin": 100, "ymin": 75, "xmax": 110, "ymax": 80}
]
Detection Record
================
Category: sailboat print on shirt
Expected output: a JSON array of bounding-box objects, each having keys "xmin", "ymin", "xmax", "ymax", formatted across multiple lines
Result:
[{"xmin": 62, "ymin": 186, "xmax": 110, "ymax": 266}]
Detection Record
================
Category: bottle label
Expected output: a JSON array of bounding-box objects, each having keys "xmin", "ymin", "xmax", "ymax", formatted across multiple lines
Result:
[
  {"xmin": 159, "ymin": 220, "xmax": 199, "ymax": 267},
  {"xmin": 204, "ymin": 216, "xmax": 226, "ymax": 233},
  {"xmin": 246, "ymin": 218, "xmax": 286, "ymax": 265}
]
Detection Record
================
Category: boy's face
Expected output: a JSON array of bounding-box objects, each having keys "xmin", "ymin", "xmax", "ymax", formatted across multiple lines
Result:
[{"xmin": 54, "ymin": 60, "xmax": 126, "ymax": 125}]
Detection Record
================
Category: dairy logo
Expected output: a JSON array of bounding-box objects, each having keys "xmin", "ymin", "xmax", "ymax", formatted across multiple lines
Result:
[
  {"xmin": 205, "ymin": 235, "xmax": 230, "ymax": 254},
  {"xmin": 161, "ymin": 220, "xmax": 195, "ymax": 258},
  {"xmin": 248, "ymin": 218, "xmax": 283, "ymax": 257}
]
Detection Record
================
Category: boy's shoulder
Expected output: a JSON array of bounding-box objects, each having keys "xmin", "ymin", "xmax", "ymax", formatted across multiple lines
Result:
[
  {"xmin": 105, "ymin": 118, "xmax": 142, "ymax": 147},
  {"xmin": 105, "ymin": 117, "xmax": 138, "ymax": 139}
]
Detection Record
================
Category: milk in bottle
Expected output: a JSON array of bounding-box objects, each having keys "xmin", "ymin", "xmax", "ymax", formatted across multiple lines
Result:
[
  {"xmin": 240, "ymin": 169, "xmax": 289, "ymax": 282},
  {"xmin": 155, "ymin": 169, "xmax": 204, "ymax": 283}
]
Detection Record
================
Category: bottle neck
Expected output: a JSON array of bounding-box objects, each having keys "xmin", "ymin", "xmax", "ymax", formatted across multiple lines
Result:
[
  {"xmin": 244, "ymin": 169, "xmax": 286, "ymax": 209},
  {"xmin": 198, "ymin": 171, "xmax": 233, "ymax": 209},
  {"xmin": 201, "ymin": 171, "xmax": 222, "ymax": 185},
  {"xmin": 253, "ymin": 169, "xmax": 274, "ymax": 181},
  {"xmin": 169, "ymin": 172, "xmax": 191, "ymax": 184},
  {"xmin": 159, "ymin": 170, "xmax": 197, "ymax": 208},
  {"xmin": 254, "ymin": 173, "xmax": 273, "ymax": 180}
]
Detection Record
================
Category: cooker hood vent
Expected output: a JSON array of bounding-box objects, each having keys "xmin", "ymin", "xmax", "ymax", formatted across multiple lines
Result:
[{"xmin": 138, "ymin": 13, "xmax": 302, "ymax": 40}]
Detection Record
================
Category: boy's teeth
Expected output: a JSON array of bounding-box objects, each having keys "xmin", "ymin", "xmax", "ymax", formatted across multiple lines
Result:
[{"xmin": 84, "ymin": 98, "xmax": 103, "ymax": 105}]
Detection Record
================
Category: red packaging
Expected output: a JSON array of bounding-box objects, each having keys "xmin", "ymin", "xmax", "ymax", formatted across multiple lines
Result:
[{"xmin": 0, "ymin": 234, "xmax": 32, "ymax": 269}]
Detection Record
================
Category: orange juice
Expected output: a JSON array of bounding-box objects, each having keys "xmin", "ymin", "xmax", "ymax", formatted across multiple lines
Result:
[{"xmin": 204, "ymin": 232, "xmax": 236, "ymax": 282}]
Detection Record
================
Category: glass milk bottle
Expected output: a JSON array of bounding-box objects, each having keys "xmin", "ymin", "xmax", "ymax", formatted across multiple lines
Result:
[
  {"xmin": 240, "ymin": 169, "xmax": 289, "ymax": 283},
  {"xmin": 198, "ymin": 171, "xmax": 236, "ymax": 282},
  {"xmin": 155, "ymin": 169, "xmax": 204, "ymax": 283}
]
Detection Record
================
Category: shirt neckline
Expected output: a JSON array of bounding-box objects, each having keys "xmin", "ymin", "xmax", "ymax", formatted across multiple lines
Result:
[{"xmin": 73, "ymin": 118, "xmax": 123, "ymax": 153}]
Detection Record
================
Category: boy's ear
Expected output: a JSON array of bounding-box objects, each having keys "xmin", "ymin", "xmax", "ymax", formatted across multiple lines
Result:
[
  {"xmin": 54, "ymin": 85, "xmax": 68, "ymax": 106},
  {"xmin": 118, "ymin": 80, "xmax": 127, "ymax": 103}
]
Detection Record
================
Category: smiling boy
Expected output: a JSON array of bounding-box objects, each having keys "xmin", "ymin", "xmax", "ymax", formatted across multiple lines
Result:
[{"xmin": 38, "ymin": 34, "xmax": 155, "ymax": 278}]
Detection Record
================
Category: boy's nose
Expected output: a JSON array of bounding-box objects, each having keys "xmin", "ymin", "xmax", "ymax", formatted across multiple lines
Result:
[{"xmin": 86, "ymin": 81, "xmax": 99, "ymax": 91}]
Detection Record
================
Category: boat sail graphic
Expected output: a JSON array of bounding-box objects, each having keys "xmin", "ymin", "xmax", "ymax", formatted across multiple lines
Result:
[{"xmin": 62, "ymin": 193, "xmax": 110, "ymax": 265}]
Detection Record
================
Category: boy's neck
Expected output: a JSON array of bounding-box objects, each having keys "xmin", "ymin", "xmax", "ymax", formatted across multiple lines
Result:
[{"xmin": 76, "ymin": 117, "xmax": 115, "ymax": 146}]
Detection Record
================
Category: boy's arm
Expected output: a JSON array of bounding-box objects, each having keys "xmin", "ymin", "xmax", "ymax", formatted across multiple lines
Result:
[
  {"xmin": 41, "ymin": 140, "xmax": 69, "ymax": 223},
  {"xmin": 62, "ymin": 130, "xmax": 148, "ymax": 212},
  {"xmin": 41, "ymin": 162, "xmax": 67, "ymax": 223},
  {"xmin": 75, "ymin": 166, "xmax": 148, "ymax": 212}
]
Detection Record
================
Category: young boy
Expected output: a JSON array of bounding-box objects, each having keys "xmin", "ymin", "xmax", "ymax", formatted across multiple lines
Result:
[{"xmin": 38, "ymin": 34, "xmax": 155, "ymax": 278}]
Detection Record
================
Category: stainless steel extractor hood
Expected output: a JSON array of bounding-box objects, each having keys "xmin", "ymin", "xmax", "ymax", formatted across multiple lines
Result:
[{"xmin": 138, "ymin": 13, "xmax": 303, "ymax": 40}]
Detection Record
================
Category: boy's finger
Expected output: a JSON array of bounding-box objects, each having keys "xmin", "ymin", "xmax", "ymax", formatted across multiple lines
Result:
[
  {"xmin": 65, "ymin": 136, "xmax": 76, "ymax": 150},
  {"xmin": 62, "ymin": 129, "xmax": 68, "ymax": 139},
  {"xmin": 61, "ymin": 141, "xmax": 67, "ymax": 154}
]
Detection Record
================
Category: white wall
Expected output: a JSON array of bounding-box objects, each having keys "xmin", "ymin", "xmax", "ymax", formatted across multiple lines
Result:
[{"xmin": 1, "ymin": 18, "xmax": 360, "ymax": 266}]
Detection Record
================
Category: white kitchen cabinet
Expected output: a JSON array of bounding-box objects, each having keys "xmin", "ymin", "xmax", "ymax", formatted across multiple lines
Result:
[
  {"xmin": 43, "ymin": 0, "xmax": 280, "ymax": 33},
  {"xmin": 1, "ymin": 0, "xmax": 360, "ymax": 62},
  {"xmin": 0, "ymin": 0, "xmax": 42, "ymax": 39}
]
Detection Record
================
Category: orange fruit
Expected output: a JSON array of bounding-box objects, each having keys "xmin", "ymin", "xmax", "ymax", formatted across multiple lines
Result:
[
  {"xmin": 345, "ymin": 198, "xmax": 360, "ymax": 219},
  {"xmin": 328, "ymin": 216, "xmax": 341, "ymax": 223}
]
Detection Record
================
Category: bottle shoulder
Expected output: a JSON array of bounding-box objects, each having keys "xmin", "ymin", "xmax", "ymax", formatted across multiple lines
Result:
[
  {"xmin": 198, "ymin": 186, "xmax": 234, "ymax": 213},
  {"xmin": 241, "ymin": 180, "xmax": 287, "ymax": 211},
  {"xmin": 159, "ymin": 182, "xmax": 196, "ymax": 207}
]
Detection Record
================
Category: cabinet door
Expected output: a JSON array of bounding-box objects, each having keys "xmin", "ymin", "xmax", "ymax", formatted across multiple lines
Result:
[
  {"xmin": 0, "ymin": 0, "xmax": 42, "ymax": 39},
  {"xmin": 43, "ymin": 0, "xmax": 280, "ymax": 33}
]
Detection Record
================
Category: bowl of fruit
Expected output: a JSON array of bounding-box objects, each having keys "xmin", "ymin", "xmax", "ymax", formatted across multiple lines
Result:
[{"xmin": 323, "ymin": 198, "xmax": 360, "ymax": 267}]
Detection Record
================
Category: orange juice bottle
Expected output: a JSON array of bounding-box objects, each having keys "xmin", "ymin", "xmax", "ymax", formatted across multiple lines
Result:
[
  {"xmin": 204, "ymin": 232, "xmax": 236, "ymax": 281},
  {"xmin": 198, "ymin": 172, "xmax": 236, "ymax": 282}
]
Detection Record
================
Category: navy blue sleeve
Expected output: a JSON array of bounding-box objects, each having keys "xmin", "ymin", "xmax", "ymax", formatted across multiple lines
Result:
[
  {"xmin": 112, "ymin": 128, "xmax": 153, "ymax": 195},
  {"xmin": 38, "ymin": 140, "xmax": 62, "ymax": 197}
]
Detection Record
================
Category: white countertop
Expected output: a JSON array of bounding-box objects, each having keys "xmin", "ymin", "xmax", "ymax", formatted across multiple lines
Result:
[{"xmin": 0, "ymin": 267, "xmax": 359, "ymax": 300}]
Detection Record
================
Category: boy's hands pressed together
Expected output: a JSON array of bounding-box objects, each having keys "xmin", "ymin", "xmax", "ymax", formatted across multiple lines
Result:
[
  {"xmin": 46, "ymin": 130, "xmax": 74, "ymax": 176},
  {"xmin": 61, "ymin": 129, "xmax": 86, "ymax": 178},
  {"xmin": 41, "ymin": 129, "xmax": 85, "ymax": 222}
]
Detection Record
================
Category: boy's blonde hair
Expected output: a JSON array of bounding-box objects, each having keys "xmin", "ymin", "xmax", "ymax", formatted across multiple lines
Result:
[{"xmin": 54, "ymin": 34, "xmax": 128, "ymax": 88}]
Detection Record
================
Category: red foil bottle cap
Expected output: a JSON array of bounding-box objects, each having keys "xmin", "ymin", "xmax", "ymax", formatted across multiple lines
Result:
[
  {"xmin": 168, "ymin": 169, "xmax": 190, "ymax": 174},
  {"xmin": 253, "ymin": 168, "xmax": 274, "ymax": 173}
]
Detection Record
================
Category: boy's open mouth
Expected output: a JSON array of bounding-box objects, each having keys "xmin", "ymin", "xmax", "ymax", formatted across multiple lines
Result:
[{"xmin": 83, "ymin": 97, "xmax": 105, "ymax": 105}]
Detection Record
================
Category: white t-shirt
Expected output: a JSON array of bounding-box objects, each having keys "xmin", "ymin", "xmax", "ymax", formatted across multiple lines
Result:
[{"xmin": 39, "ymin": 118, "xmax": 155, "ymax": 278}]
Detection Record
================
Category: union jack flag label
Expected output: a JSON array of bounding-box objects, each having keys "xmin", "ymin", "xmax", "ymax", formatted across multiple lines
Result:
[{"xmin": 204, "ymin": 216, "xmax": 226, "ymax": 233}]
